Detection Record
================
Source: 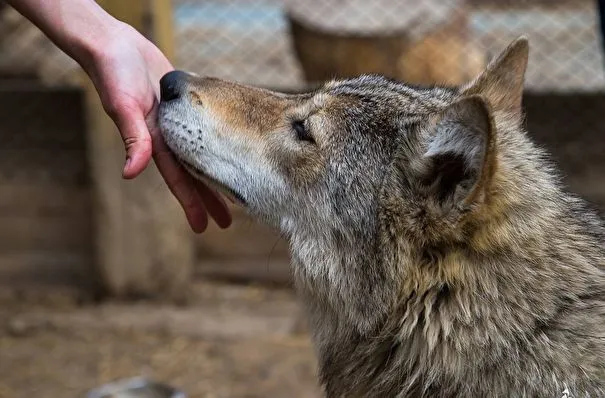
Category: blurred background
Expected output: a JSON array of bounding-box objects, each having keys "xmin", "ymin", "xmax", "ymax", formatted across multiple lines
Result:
[{"xmin": 0, "ymin": 0, "xmax": 604, "ymax": 396}]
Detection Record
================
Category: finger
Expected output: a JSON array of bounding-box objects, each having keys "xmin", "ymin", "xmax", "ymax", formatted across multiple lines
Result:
[
  {"xmin": 152, "ymin": 138, "xmax": 209, "ymax": 233},
  {"xmin": 111, "ymin": 105, "xmax": 153, "ymax": 179},
  {"xmin": 195, "ymin": 181, "xmax": 232, "ymax": 229}
]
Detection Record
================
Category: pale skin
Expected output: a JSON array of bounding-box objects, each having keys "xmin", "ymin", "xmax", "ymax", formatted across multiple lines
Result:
[{"xmin": 6, "ymin": 0, "xmax": 232, "ymax": 233}]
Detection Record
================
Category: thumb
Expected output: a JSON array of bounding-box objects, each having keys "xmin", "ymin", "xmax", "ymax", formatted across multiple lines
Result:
[{"xmin": 112, "ymin": 106, "xmax": 153, "ymax": 179}]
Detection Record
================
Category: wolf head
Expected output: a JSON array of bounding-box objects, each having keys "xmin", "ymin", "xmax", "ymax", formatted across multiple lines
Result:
[
  {"xmin": 158, "ymin": 38, "xmax": 531, "ymax": 327},
  {"xmin": 159, "ymin": 38, "xmax": 527, "ymax": 232}
]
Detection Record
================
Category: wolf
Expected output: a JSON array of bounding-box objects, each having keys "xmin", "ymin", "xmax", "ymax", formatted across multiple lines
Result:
[{"xmin": 158, "ymin": 38, "xmax": 605, "ymax": 397}]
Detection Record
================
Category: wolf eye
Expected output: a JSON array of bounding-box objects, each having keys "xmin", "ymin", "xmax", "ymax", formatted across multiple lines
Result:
[{"xmin": 292, "ymin": 120, "xmax": 315, "ymax": 144}]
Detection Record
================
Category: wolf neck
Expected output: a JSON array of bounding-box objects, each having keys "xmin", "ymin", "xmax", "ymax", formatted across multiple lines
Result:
[
  {"xmin": 288, "ymin": 214, "xmax": 396, "ymax": 337},
  {"xmin": 288, "ymin": 163, "xmax": 605, "ymax": 397}
]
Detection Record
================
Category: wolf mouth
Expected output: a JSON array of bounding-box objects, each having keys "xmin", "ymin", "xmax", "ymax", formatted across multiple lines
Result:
[{"xmin": 178, "ymin": 158, "xmax": 247, "ymax": 206}]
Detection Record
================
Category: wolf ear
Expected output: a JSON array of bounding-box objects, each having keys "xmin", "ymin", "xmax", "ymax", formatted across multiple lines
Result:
[
  {"xmin": 460, "ymin": 37, "xmax": 529, "ymax": 114},
  {"xmin": 421, "ymin": 95, "xmax": 496, "ymax": 212}
]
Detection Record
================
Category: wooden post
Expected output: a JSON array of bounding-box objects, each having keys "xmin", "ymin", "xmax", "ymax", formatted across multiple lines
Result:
[
  {"xmin": 288, "ymin": 1, "xmax": 486, "ymax": 87},
  {"xmin": 149, "ymin": 0, "xmax": 176, "ymax": 63},
  {"xmin": 82, "ymin": 0, "xmax": 193, "ymax": 302}
]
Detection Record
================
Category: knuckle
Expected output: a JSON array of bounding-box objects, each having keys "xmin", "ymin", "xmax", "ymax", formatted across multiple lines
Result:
[{"xmin": 122, "ymin": 136, "xmax": 138, "ymax": 148}]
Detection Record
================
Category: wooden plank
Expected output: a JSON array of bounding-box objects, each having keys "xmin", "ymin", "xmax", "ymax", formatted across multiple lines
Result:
[
  {"xmin": 0, "ymin": 150, "xmax": 88, "ymax": 185},
  {"xmin": 0, "ymin": 83, "xmax": 94, "ymax": 286},
  {"xmin": 196, "ymin": 258, "xmax": 292, "ymax": 287},
  {"xmin": 195, "ymin": 206, "xmax": 289, "ymax": 259},
  {"xmin": 0, "ymin": 215, "xmax": 90, "ymax": 252},
  {"xmin": 0, "ymin": 86, "xmax": 86, "ymax": 150},
  {"xmin": 81, "ymin": 1, "xmax": 194, "ymax": 301},
  {"xmin": 0, "ymin": 183, "xmax": 89, "ymax": 213},
  {"xmin": 0, "ymin": 252, "xmax": 94, "ymax": 300},
  {"xmin": 0, "ymin": 184, "xmax": 91, "ymax": 249}
]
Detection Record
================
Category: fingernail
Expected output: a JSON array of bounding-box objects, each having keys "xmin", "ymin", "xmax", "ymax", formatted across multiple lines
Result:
[{"xmin": 124, "ymin": 157, "xmax": 132, "ymax": 174}]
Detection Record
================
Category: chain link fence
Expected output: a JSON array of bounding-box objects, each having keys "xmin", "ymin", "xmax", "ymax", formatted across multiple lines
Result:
[
  {"xmin": 172, "ymin": 0, "xmax": 605, "ymax": 92},
  {"xmin": 1, "ymin": 1, "xmax": 603, "ymax": 90}
]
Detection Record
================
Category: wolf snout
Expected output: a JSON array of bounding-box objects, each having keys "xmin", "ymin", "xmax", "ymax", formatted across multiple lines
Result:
[{"xmin": 160, "ymin": 70, "xmax": 190, "ymax": 102}]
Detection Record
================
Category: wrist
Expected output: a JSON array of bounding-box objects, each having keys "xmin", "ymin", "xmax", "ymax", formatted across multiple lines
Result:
[
  {"xmin": 6, "ymin": 0, "xmax": 124, "ymax": 73},
  {"xmin": 69, "ymin": 14, "xmax": 126, "ymax": 74}
]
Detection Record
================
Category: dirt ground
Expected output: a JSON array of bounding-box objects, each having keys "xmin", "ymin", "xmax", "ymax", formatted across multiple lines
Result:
[{"xmin": 0, "ymin": 281, "xmax": 321, "ymax": 398}]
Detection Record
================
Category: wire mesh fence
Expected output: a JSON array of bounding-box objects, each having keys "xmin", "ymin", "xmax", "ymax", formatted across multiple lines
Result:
[
  {"xmin": 171, "ymin": 0, "xmax": 605, "ymax": 92},
  {"xmin": 1, "ymin": 0, "xmax": 603, "ymax": 89}
]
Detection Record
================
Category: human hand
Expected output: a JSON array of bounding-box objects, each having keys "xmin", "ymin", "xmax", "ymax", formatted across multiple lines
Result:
[{"xmin": 83, "ymin": 22, "xmax": 231, "ymax": 233}]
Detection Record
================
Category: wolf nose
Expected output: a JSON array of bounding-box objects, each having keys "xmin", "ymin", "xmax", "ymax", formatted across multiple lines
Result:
[{"xmin": 160, "ymin": 70, "xmax": 189, "ymax": 102}]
